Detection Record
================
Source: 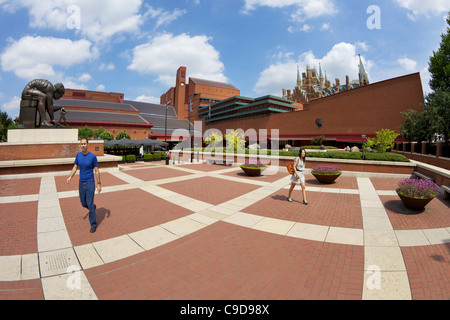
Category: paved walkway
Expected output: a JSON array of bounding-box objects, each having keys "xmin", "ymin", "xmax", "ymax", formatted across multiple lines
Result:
[{"xmin": 0, "ymin": 161, "xmax": 449, "ymax": 300}]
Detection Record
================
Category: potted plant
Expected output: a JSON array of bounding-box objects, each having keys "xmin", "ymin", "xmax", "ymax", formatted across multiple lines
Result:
[
  {"xmin": 396, "ymin": 178, "xmax": 439, "ymax": 210},
  {"xmin": 144, "ymin": 153, "xmax": 153, "ymax": 162},
  {"xmin": 126, "ymin": 154, "xmax": 136, "ymax": 163},
  {"xmin": 311, "ymin": 165, "xmax": 342, "ymax": 184},
  {"xmin": 239, "ymin": 161, "xmax": 268, "ymax": 176},
  {"xmin": 119, "ymin": 155, "xmax": 126, "ymax": 164}
]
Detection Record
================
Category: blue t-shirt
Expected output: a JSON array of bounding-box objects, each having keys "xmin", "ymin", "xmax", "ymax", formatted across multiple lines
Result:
[{"xmin": 75, "ymin": 152, "xmax": 98, "ymax": 182}]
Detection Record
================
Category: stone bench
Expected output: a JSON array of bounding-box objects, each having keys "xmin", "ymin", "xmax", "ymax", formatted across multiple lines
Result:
[
  {"xmin": 441, "ymin": 185, "xmax": 450, "ymax": 200},
  {"xmin": 412, "ymin": 171, "xmax": 435, "ymax": 182}
]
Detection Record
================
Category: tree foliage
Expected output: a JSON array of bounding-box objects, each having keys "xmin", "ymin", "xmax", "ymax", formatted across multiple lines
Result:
[
  {"xmin": 400, "ymin": 12, "xmax": 450, "ymax": 142},
  {"xmin": 115, "ymin": 131, "xmax": 130, "ymax": 140},
  {"xmin": 365, "ymin": 128, "xmax": 399, "ymax": 153},
  {"xmin": 78, "ymin": 125, "xmax": 94, "ymax": 139}
]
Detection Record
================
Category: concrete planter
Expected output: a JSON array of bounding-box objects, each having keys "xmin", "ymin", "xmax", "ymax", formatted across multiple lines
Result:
[
  {"xmin": 397, "ymin": 192, "xmax": 434, "ymax": 210},
  {"xmin": 312, "ymin": 173, "xmax": 341, "ymax": 184},
  {"xmin": 240, "ymin": 166, "xmax": 267, "ymax": 176}
]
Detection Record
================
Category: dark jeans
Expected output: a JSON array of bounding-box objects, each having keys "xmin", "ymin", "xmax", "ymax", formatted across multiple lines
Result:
[{"xmin": 79, "ymin": 180, "xmax": 97, "ymax": 228}]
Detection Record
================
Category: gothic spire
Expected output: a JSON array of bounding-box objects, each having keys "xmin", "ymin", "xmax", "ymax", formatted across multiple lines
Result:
[{"xmin": 358, "ymin": 54, "xmax": 369, "ymax": 85}]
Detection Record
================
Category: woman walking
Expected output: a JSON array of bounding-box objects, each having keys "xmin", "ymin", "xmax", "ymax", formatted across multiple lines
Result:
[{"xmin": 287, "ymin": 148, "xmax": 308, "ymax": 204}]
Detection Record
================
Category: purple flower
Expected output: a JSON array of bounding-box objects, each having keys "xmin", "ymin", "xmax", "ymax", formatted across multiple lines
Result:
[
  {"xmin": 311, "ymin": 166, "xmax": 342, "ymax": 175},
  {"xmin": 397, "ymin": 178, "xmax": 439, "ymax": 199}
]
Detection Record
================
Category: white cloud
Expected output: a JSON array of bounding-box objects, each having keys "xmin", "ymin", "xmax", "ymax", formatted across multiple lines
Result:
[
  {"xmin": 134, "ymin": 95, "xmax": 161, "ymax": 104},
  {"xmin": 253, "ymin": 42, "xmax": 373, "ymax": 96},
  {"xmin": 78, "ymin": 73, "xmax": 92, "ymax": 82},
  {"xmin": 0, "ymin": 0, "xmax": 144, "ymax": 43},
  {"xmin": 301, "ymin": 24, "xmax": 311, "ymax": 32},
  {"xmin": 1, "ymin": 96, "xmax": 21, "ymax": 118},
  {"xmin": 398, "ymin": 56, "xmax": 418, "ymax": 72},
  {"xmin": 394, "ymin": 0, "xmax": 450, "ymax": 20},
  {"xmin": 242, "ymin": 0, "xmax": 337, "ymax": 19},
  {"xmin": 127, "ymin": 33, "xmax": 228, "ymax": 87},
  {"xmin": 420, "ymin": 66, "xmax": 431, "ymax": 94},
  {"xmin": 320, "ymin": 23, "xmax": 330, "ymax": 31},
  {"xmin": 99, "ymin": 63, "xmax": 115, "ymax": 71},
  {"xmin": 145, "ymin": 5, "xmax": 187, "ymax": 30},
  {"xmin": 0, "ymin": 36, "xmax": 97, "ymax": 80},
  {"xmin": 356, "ymin": 41, "xmax": 369, "ymax": 52},
  {"xmin": 96, "ymin": 84, "xmax": 105, "ymax": 91}
]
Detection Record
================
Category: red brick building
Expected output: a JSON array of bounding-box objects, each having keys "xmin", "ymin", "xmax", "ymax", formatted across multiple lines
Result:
[
  {"xmin": 201, "ymin": 72, "xmax": 424, "ymax": 147},
  {"xmin": 55, "ymin": 88, "xmax": 195, "ymax": 142}
]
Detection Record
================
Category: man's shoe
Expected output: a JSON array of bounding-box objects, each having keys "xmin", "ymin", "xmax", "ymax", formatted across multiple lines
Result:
[{"xmin": 90, "ymin": 226, "xmax": 97, "ymax": 233}]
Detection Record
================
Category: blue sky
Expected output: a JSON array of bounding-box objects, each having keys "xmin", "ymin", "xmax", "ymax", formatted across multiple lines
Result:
[{"xmin": 0, "ymin": 0, "xmax": 449, "ymax": 119}]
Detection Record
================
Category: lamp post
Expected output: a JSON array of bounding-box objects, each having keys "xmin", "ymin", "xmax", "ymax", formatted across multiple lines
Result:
[
  {"xmin": 189, "ymin": 99, "xmax": 193, "ymax": 162},
  {"xmin": 164, "ymin": 95, "xmax": 171, "ymax": 144},
  {"xmin": 362, "ymin": 134, "xmax": 366, "ymax": 160}
]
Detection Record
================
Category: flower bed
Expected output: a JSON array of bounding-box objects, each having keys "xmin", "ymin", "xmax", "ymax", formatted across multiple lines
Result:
[
  {"xmin": 239, "ymin": 161, "xmax": 267, "ymax": 176},
  {"xmin": 311, "ymin": 166, "xmax": 342, "ymax": 175},
  {"xmin": 396, "ymin": 178, "xmax": 439, "ymax": 199},
  {"xmin": 240, "ymin": 160, "xmax": 268, "ymax": 169}
]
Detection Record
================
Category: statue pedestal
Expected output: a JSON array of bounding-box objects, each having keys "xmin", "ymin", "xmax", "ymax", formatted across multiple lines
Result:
[
  {"xmin": 7, "ymin": 128, "xmax": 78, "ymax": 143},
  {"xmin": 0, "ymin": 129, "xmax": 119, "ymax": 175}
]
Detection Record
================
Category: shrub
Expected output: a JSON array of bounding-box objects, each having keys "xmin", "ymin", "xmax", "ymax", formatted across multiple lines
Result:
[
  {"xmin": 396, "ymin": 178, "xmax": 439, "ymax": 199},
  {"xmin": 144, "ymin": 153, "xmax": 153, "ymax": 161},
  {"xmin": 311, "ymin": 135, "xmax": 326, "ymax": 146},
  {"xmin": 126, "ymin": 154, "xmax": 136, "ymax": 162},
  {"xmin": 152, "ymin": 152, "xmax": 161, "ymax": 160},
  {"xmin": 365, "ymin": 129, "xmax": 399, "ymax": 153}
]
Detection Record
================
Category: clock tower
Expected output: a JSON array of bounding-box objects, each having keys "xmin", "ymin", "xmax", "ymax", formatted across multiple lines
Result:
[{"xmin": 174, "ymin": 66, "xmax": 187, "ymax": 119}]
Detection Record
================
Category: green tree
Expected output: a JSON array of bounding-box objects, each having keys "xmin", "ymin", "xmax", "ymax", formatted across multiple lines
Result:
[
  {"xmin": 0, "ymin": 111, "xmax": 14, "ymax": 141},
  {"xmin": 78, "ymin": 125, "xmax": 94, "ymax": 139},
  {"xmin": 224, "ymin": 130, "xmax": 245, "ymax": 152},
  {"xmin": 425, "ymin": 12, "xmax": 450, "ymax": 141},
  {"xmin": 93, "ymin": 126, "xmax": 105, "ymax": 139},
  {"xmin": 400, "ymin": 12, "xmax": 450, "ymax": 142},
  {"xmin": 428, "ymin": 13, "xmax": 450, "ymax": 93},
  {"xmin": 400, "ymin": 109, "xmax": 428, "ymax": 141},
  {"xmin": 365, "ymin": 129, "xmax": 399, "ymax": 153},
  {"xmin": 115, "ymin": 131, "xmax": 130, "ymax": 140},
  {"xmin": 100, "ymin": 130, "xmax": 114, "ymax": 141}
]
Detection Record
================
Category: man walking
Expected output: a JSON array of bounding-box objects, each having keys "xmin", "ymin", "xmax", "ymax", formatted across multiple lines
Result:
[{"xmin": 67, "ymin": 137, "xmax": 102, "ymax": 233}]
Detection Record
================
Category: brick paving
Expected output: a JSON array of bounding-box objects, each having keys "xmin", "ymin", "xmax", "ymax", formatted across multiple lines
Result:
[
  {"xmin": 60, "ymin": 188, "xmax": 194, "ymax": 246},
  {"xmin": 0, "ymin": 202, "xmax": 38, "ymax": 256},
  {"xmin": 0, "ymin": 162, "xmax": 449, "ymax": 301},
  {"xmin": 159, "ymin": 176, "xmax": 261, "ymax": 205},
  {"xmin": 381, "ymin": 195, "xmax": 450, "ymax": 230},
  {"xmin": 0, "ymin": 177, "xmax": 41, "ymax": 197},
  {"xmin": 401, "ymin": 244, "xmax": 450, "ymax": 300},
  {"xmin": 244, "ymin": 189, "xmax": 363, "ymax": 229},
  {"xmin": 86, "ymin": 222, "xmax": 364, "ymax": 300},
  {"xmin": 55, "ymin": 172, "xmax": 127, "ymax": 192}
]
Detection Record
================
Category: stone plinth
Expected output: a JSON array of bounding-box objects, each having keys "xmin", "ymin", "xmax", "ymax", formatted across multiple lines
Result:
[
  {"xmin": 0, "ymin": 129, "xmax": 111, "ymax": 174},
  {"xmin": 7, "ymin": 128, "xmax": 78, "ymax": 143}
]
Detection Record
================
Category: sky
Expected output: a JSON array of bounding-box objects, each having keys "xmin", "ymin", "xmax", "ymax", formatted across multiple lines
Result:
[{"xmin": 0, "ymin": 0, "xmax": 449, "ymax": 119}]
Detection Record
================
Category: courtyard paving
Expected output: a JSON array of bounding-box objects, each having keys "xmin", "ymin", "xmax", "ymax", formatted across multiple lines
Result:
[{"xmin": 0, "ymin": 161, "xmax": 449, "ymax": 301}]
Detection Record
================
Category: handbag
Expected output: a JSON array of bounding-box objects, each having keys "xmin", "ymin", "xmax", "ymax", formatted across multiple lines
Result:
[{"xmin": 287, "ymin": 163, "xmax": 295, "ymax": 174}]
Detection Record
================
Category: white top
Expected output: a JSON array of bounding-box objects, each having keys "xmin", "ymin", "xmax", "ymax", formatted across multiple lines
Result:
[{"xmin": 295, "ymin": 157, "xmax": 305, "ymax": 172}]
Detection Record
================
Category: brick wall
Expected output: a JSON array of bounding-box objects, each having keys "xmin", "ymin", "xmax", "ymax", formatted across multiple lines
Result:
[{"xmin": 0, "ymin": 141, "xmax": 104, "ymax": 161}]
